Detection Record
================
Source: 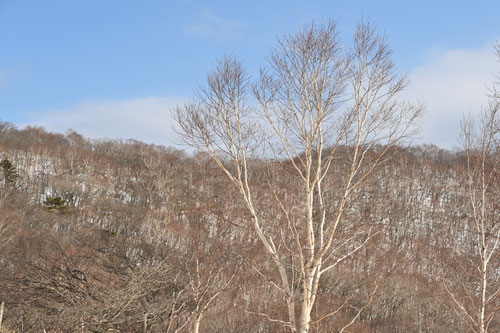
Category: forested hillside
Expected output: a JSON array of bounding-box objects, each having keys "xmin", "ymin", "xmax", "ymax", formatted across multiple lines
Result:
[{"xmin": 0, "ymin": 120, "xmax": 497, "ymax": 332}]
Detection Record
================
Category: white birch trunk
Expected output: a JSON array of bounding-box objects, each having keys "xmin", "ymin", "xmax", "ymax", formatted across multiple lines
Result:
[{"xmin": 192, "ymin": 313, "xmax": 202, "ymax": 333}]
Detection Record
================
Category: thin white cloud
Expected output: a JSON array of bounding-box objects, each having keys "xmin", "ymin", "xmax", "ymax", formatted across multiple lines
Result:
[
  {"xmin": 404, "ymin": 43, "xmax": 499, "ymax": 148},
  {"xmin": 21, "ymin": 44, "xmax": 499, "ymax": 150},
  {"xmin": 184, "ymin": 9, "xmax": 245, "ymax": 42},
  {"xmin": 24, "ymin": 97, "xmax": 183, "ymax": 147}
]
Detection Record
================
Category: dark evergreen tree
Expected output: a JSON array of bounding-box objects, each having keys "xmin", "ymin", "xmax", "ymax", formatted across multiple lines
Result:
[
  {"xmin": 43, "ymin": 196, "xmax": 68, "ymax": 212},
  {"xmin": 0, "ymin": 158, "xmax": 18, "ymax": 187}
]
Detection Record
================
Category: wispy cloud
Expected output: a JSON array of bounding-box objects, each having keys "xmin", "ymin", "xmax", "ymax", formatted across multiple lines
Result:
[
  {"xmin": 20, "ymin": 44, "xmax": 499, "ymax": 150},
  {"xmin": 24, "ymin": 97, "xmax": 183, "ymax": 147},
  {"xmin": 184, "ymin": 9, "xmax": 245, "ymax": 42},
  {"xmin": 404, "ymin": 43, "xmax": 499, "ymax": 148}
]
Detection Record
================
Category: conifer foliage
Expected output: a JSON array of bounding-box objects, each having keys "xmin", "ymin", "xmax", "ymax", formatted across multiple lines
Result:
[
  {"xmin": 43, "ymin": 196, "xmax": 68, "ymax": 212},
  {"xmin": 0, "ymin": 158, "xmax": 18, "ymax": 187}
]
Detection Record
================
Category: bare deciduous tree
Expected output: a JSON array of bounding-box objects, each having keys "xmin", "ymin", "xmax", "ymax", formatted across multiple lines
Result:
[
  {"xmin": 175, "ymin": 20, "xmax": 423, "ymax": 333},
  {"xmin": 441, "ymin": 69, "xmax": 500, "ymax": 333}
]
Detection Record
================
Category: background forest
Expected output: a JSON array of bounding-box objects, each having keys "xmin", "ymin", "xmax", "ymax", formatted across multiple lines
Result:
[{"xmin": 0, "ymin": 112, "xmax": 498, "ymax": 332}]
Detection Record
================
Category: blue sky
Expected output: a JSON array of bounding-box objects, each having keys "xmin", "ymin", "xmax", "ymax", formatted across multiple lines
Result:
[{"xmin": 1, "ymin": 0, "xmax": 499, "ymax": 148}]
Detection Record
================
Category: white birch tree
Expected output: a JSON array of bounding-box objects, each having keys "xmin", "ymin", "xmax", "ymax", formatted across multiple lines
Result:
[
  {"xmin": 175, "ymin": 20, "xmax": 423, "ymax": 333},
  {"xmin": 441, "ymin": 46, "xmax": 500, "ymax": 332}
]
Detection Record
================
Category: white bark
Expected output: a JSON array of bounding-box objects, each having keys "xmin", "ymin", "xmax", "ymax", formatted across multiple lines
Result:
[
  {"xmin": 175, "ymin": 20, "xmax": 422, "ymax": 333},
  {"xmin": 192, "ymin": 313, "xmax": 202, "ymax": 333},
  {"xmin": 0, "ymin": 301, "xmax": 4, "ymax": 332},
  {"xmin": 443, "ymin": 92, "xmax": 499, "ymax": 333}
]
